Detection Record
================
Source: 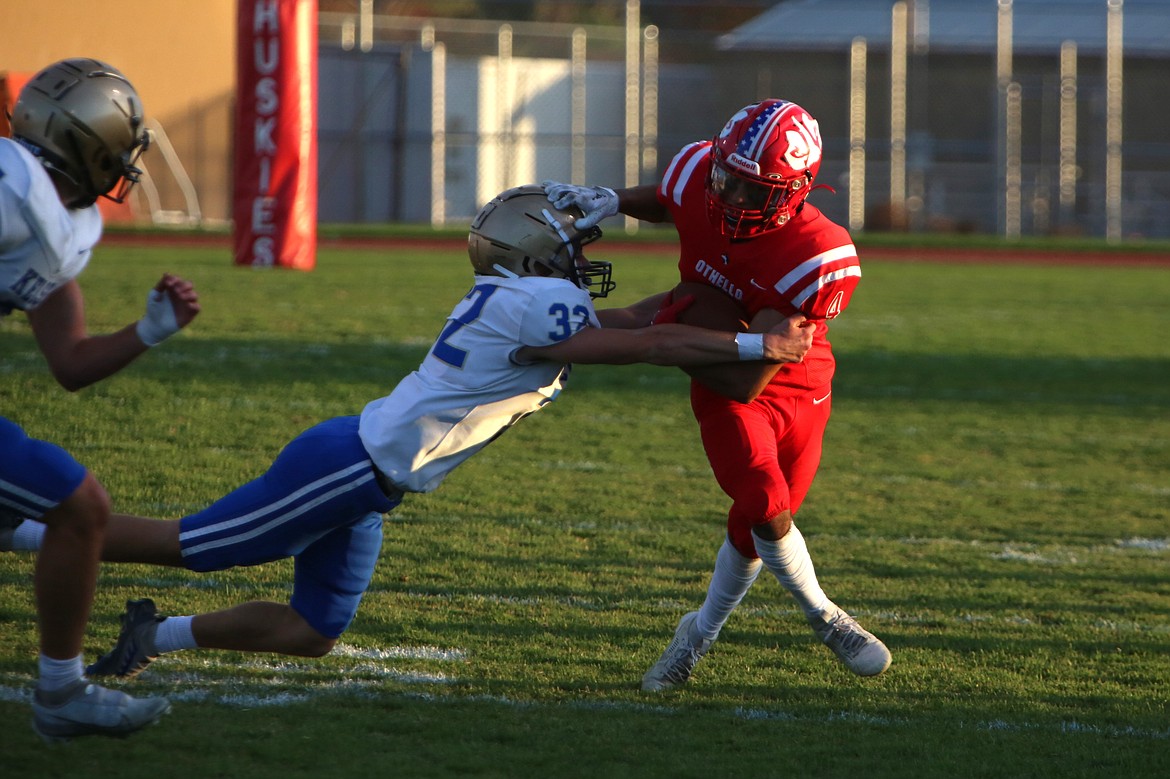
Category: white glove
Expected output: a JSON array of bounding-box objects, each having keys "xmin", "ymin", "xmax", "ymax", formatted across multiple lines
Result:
[
  {"xmin": 135, "ymin": 287, "xmax": 180, "ymax": 346},
  {"xmin": 541, "ymin": 180, "xmax": 619, "ymax": 229}
]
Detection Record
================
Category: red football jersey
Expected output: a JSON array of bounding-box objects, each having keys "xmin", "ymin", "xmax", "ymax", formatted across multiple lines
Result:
[{"xmin": 657, "ymin": 141, "xmax": 861, "ymax": 396}]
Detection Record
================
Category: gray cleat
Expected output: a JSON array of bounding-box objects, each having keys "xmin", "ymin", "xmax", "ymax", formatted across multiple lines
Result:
[
  {"xmin": 86, "ymin": 598, "xmax": 164, "ymax": 679},
  {"xmin": 641, "ymin": 611, "xmax": 713, "ymax": 692},
  {"xmin": 809, "ymin": 604, "xmax": 891, "ymax": 677},
  {"xmin": 31, "ymin": 679, "xmax": 170, "ymax": 743}
]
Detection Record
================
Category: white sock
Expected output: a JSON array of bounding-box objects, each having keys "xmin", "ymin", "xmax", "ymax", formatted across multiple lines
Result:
[
  {"xmin": 38, "ymin": 653, "xmax": 85, "ymax": 691},
  {"xmin": 13, "ymin": 520, "xmax": 47, "ymax": 551},
  {"xmin": 693, "ymin": 538, "xmax": 763, "ymax": 641},
  {"xmin": 154, "ymin": 615, "xmax": 198, "ymax": 654},
  {"xmin": 752, "ymin": 524, "xmax": 830, "ymax": 619}
]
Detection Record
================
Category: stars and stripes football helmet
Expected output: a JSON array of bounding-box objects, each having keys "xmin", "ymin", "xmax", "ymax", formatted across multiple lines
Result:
[
  {"xmin": 707, "ymin": 99, "xmax": 823, "ymax": 239},
  {"xmin": 468, "ymin": 185, "xmax": 615, "ymax": 298},
  {"xmin": 10, "ymin": 58, "xmax": 150, "ymax": 208}
]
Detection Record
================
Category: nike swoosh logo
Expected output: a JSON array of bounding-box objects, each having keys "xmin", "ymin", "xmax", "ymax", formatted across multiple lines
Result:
[
  {"xmin": 812, "ymin": 391, "xmax": 832, "ymax": 405},
  {"xmin": 750, "ymin": 279, "xmax": 767, "ymax": 290}
]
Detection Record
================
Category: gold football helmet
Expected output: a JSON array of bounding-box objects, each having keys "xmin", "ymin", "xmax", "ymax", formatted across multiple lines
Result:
[
  {"xmin": 468, "ymin": 185, "xmax": 614, "ymax": 298},
  {"xmin": 10, "ymin": 58, "xmax": 149, "ymax": 208}
]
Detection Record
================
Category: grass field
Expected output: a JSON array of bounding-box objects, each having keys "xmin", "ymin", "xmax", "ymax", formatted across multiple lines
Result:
[{"xmin": 2, "ymin": 239, "xmax": 1168, "ymax": 777}]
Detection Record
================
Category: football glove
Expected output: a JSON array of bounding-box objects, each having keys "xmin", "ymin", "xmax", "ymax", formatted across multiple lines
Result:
[
  {"xmin": 542, "ymin": 180, "xmax": 619, "ymax": 229},
  {"xmin": 135, "ymin": 287, "xmax": 180, "ymax": 346}
]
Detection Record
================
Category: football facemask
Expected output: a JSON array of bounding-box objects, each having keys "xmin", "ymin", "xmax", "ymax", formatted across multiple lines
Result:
[{"xmin": 706, "ymin": 99, "xmax": 823, "ymax": 239}]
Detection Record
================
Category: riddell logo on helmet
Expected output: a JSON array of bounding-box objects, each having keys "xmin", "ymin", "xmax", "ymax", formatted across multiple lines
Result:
[{"xmin": 725, "ymin": 153, "xmax": 762, "ymax": 176}]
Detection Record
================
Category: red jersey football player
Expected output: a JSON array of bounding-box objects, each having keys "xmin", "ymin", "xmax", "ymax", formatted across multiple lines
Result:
[{"xmin": 544, "ymin": 99, "xmax": 891, "ymax": 690}]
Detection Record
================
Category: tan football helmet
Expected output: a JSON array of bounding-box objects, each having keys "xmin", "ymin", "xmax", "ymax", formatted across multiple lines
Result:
[
  {"xmin": 10, "ymin": 58, "xmax": 150, "ymax": 208},
  {"xmin": 468, "ymin": 185, "xmax": 614, "ymax": 298}
]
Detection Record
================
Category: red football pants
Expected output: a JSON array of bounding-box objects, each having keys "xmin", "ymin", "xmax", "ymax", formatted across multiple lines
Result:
[{"xmin": 690, "ymin": 382, "xmax": 832, "ymax": 559}]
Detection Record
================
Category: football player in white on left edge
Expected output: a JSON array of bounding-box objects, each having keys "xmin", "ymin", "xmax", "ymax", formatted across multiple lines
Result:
[
  {"xmin": 2, "ymin": 186, "xmax": 812, "ymax": 692},
  {"xmin": 1, "ymin": 58, "xmax": 199, "ymax": 742}
]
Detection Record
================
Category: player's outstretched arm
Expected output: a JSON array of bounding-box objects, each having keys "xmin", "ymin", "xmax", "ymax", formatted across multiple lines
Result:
[
  {"xmin": 515, "ymin": 313, "xmax": 811, "ymax": 369},
  {"xmin": 596, "ymin": 289, "xmax": 700, "ymax": 330},
  {"xmin": 595, "ymin": 290, "xmax": 672, "ymax": 329},
  {"xmin": 612, "ymin": 185, "xmax": 671, "ymax": 223},
  {"xmin": 27, "ymin": 273, "xmax": 201, "ymax": 391}
]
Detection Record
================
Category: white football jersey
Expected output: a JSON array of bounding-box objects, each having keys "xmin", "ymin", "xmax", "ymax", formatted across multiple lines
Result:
[
  {"xmin": 360, "ymin": 274, "xmax": 600, "ymax": 493},
  {"xmin": 0, "ymin": 138, "xmax": 102, "ymax": 316}
]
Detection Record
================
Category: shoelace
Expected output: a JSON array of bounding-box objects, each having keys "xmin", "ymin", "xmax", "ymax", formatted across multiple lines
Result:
[
  {"xmin": 660, "ymin": 639, "xmax": 705, "ymax": 683},
  {"xmin": 825, "ymin": 615, "xmax": 871, "ymax": 657}
]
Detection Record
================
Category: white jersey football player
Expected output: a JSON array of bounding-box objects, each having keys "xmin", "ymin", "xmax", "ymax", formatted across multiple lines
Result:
[
  {"xmin": 1, "ymin": 58, "xmax": 200, "ymax": 741},
  {"xmin": 3, "ymin": 185, "xmax": 814, "ymax": 688}
]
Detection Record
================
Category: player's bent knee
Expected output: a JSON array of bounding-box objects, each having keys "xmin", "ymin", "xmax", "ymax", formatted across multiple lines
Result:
[
  {"xmin": 752, "ymin": 512, "xmax": 794, "ymax": 541},
  {"xmin": 300, "ymin": 632, "xmax": 337, "ymax": 657},
  {"xmin": 45, "ymin": 474, "xmax": 111, "ymax": 534},
  {"xmin": 284, "ymin": 610, "xmax": 339, "ymax": 657}
]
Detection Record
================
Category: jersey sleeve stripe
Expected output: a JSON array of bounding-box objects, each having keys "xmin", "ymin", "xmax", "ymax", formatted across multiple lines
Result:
[
  {"xmin": 791, "ymin": 266, "xmax": 862, "ymax": 309},
  {"xmin": 660, "ymin": 142, "xmax": 709, "ymax": 207},
  {"xmin": 772, "ymin": 244, "xmax": 858, "ymax": 295}
]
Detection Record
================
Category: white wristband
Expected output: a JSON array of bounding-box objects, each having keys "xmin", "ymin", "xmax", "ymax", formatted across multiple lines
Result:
[
  {"xmin": 136, "ymin": 289, "xmax": 179, "ymax": 347},
  {"xmin": 735, "ymin": 332, "xmax": 764, "ymax": 361}
]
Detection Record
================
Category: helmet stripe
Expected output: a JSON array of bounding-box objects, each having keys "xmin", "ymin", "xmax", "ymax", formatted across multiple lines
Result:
[
  {"xmin": 541, "ymin": 207, "xmax": 576, "ymax": 258},
  {"xmin": 739, "ymin": 100, "xmax": 794, "ymax": 162}
]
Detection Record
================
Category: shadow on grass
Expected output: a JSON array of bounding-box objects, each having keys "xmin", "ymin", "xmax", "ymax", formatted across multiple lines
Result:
[{"xmin": 4, "ymin": 328, "xmax": 1167, "ymax": 408}]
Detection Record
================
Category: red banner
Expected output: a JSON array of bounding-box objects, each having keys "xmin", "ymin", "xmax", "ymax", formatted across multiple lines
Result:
[{"xmin": 233, "ymin": 0, "xmax": 317, "ymax": 269}]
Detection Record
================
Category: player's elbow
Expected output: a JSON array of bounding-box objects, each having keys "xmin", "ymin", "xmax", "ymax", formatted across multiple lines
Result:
[
  {"xmin": 735, "ymin": 375, "xmax": 774, "ymax": 403},
  {"xmin": 737, "ymin": 386, "xmax": 765, "ymax": 404},
  {"xmin": 51, "ymin": 368, "xmax": 94, "ymax": 393},
  {"xmin": 722, "ymin": 386, "xmax": 762, "ymax": 404},
  {"xmin": 688, "ymin": 372, "xmax": 768, "ymax": 404}
]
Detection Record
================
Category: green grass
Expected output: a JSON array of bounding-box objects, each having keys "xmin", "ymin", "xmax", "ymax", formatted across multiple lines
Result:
[
  {"xmin": 106, "ymin": 220, "xmax": 1170, "ymax": 255},
  {"xmin": 2, "ymin": 242, "xmax": 1169, "ymax": 777}
]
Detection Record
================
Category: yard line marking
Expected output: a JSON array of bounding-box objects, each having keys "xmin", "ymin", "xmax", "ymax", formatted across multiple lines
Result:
[
  {"xmin": 6, "ymin": 673, "xmax": 1165, "ymax": 742},
  {"xmin": 332, "ymin": 643, "xmax": 467, "ymax": 662}
]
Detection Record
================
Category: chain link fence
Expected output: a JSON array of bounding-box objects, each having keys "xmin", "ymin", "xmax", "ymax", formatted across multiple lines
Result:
[{"xmin": 316, "ymin": 10, "xmax": 1170, "ymax": 239}]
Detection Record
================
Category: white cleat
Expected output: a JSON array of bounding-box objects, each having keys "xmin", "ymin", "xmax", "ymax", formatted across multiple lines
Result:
[
  {"xmin": 641, "ymin": 611, "xmax": 713, "ymax": 692},
  {"xmin": 809, "ymin": 604, "xmax": 891, "ymax": 677},
  {"xmin": 31, "ymin": 679, "xmax": 171, "ymax": 743}
]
